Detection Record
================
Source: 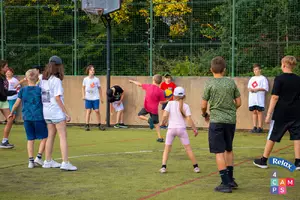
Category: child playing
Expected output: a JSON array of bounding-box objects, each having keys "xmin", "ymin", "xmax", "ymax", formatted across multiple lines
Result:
[
  {"xmin": 107, "ymin": 85, "xmax": 128, "ymax": 128},
  {"xmin": 14, "ymin": 65, "xmax": 44, "ymax": 88},
  {"xmin": 6, "ymin": 68, "xmax": 20, "ymax": 122},
  {"xmin": 129, "ymin": 74, "xmax": 165, "ymax": 142},
  {"xmin": 253, "ymin": 56, "xmax": 300, "ymax": 171},
  {"xmin": 41, "ymin": 55, "xmax": 77, "ymax": 171},
  {"xmin": 82, "ymin": 65, "xmax": 105, "ymax": 131},
  {"xmin": 8, "ymin": 69, "xmax": 48, "ymax": 168},
  {"xmin": 160, "ymin": 73, "xmax": 176, "ymax": 129},
  {"xmin": 159, "ymin": 86, "xmax": 200, "ymax": 173},
  {"xmin": 248, "ymin": 64, "xmax": 269, "ymax": 133},
  {"xmin": 201, "ymin": 56, "xmax": 241, "ymax": 193},
  {"xmin": 0, "ymin": 60, "xmax": 17, "ymax": 149}
]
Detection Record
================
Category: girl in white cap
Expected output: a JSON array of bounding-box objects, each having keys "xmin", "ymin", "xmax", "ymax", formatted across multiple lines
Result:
[{"xmin": 159, "ymin": 86, "xmax": 200, "ymax": 173}]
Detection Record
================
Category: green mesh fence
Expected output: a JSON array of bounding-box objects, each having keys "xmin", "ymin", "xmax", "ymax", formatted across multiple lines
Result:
[{"xmin": 0, "ymin": 0, "xmax": 299, "ymax": 76}]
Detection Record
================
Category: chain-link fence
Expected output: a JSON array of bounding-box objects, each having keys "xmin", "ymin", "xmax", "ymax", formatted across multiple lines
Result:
[{"xmin": 0, "ymin": 0, "xmax": 299, "ymax": 76}]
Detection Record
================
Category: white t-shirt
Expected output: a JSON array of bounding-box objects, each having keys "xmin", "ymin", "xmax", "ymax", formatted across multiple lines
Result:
[
  {"xmin": 40, "ymin": 76, "xmax": 65, "ymax": 120},
  {"xmin": 7, "ymin": 77, "xmax": 19, "ymax": 100},
  {"xmin": 36, "ymin": 74, "xmax": 43, "ymax": 87},
  {"xmin": 248, "ymin": 75, "xmax": 269, "ymax": 107},
  {"xmin": 82, "ymin": 76, "xmax": 101, "ymax": 100},
  {"xmin": 164, "ymin": 101, "xmax": 191, "ymax": 128}
]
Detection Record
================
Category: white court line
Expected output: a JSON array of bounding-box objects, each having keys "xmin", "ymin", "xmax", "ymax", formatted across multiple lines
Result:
[{"xmin": 0, "ymin": 146, "xmax": 265, "ymax": 169}]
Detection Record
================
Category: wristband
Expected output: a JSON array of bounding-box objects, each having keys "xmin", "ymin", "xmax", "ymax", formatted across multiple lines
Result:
[{"xmin": 202, "ymin": 113, "xmax": 208, "ymax": 118}]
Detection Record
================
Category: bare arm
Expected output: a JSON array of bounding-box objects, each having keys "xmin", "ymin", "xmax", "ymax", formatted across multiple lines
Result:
[
  {"xmin": 234, "ymin": 97, "xmax": 242, "ymax": 108},
  {"xmin": 82, "ymin": 86, "xmax": 85, "ymax": 99},
  {"xmin": 120, "ymin": 91, "xmax": 124, "ymax": 102},
  {"xmin": 265, "ymin": 95, "xmax": 279, "ymax": 123},
  {"xmin": 161, "ymin": 111, "xmax": 169, "ymax": 126},
  {"xmin": 110, "ymin": 103, "xmax": 114, "ymax": 114},
  {"xmin": 99, "ymin": 87, "xmax": 104, "ymax": 103},
  {"xmin": 129, "ymin": 80, "xmax": 142, "ymax": 87},
  {"xmin": 14, "ymin": 78, "xmax": 27, "ymax": 89},
  {"xmin": 55, "ymin": 96, "xmax": 71, "ymax": 122},
  {"xmin": 186, "ymin": 116, "xmax": 198, "ymax": 137},
  {"xmin": 201, "ymin": 99, "xmax": 210, "ymax": 123},
  {"xmin": 8, "ymin": 98, "xmax": 21, "ymax": 118}
]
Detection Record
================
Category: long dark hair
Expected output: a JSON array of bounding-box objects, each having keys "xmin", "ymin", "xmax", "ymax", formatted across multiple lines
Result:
[{"xmin": 42, "ymin": 62, "xmax": 64, "ymax": 80}]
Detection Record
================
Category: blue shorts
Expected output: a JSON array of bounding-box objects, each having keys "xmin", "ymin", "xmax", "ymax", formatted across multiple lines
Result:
[
  {"xmin": 8, "ymin": 99, "xmax": 17, "ymax": 114},
  {"xmin": 85, "ymin": 100, "xmax": 100, "ymax": 110},
  {"xmin": 24, "ymin": 120, "xmax": 48, "ymax": 140}
]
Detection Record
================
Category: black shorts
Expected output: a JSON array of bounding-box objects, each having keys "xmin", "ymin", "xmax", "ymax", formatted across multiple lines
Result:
[
  {"xmin": 249, "ymin": 106, "xmax": 265, "ymax": 112},
  {"xmin": 268, "ymin": 120, "xmax": 300, "ymax": 142},
  {"xmin": 162, "ymin": 102, "xmax": 168, "ymax": 110},
  {"xmin": 138, "ymin": 108, "xmax": 159, "ymax": 124},
  {"xmin": 209, "ymin": 123, "xmax": 236, "ymax": 153}
]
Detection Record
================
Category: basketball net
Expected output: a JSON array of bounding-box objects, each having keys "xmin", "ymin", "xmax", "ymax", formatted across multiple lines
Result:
[{"xmin": 83, "ymin": 8, "xmax": 104, "ymax": 24}]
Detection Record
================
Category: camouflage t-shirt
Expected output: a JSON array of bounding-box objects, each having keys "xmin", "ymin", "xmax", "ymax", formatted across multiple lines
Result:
[{"xmin": 203, "ymin": 77, "xmax": 241, "ymax": 124}]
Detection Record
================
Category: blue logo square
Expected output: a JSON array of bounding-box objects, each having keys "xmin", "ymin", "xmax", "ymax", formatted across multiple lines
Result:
[{"xmin": 270, "ymin": 186, "xmax": 278, "ymax": 194}]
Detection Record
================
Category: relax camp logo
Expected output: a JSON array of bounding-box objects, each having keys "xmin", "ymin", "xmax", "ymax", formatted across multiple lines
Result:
[{"xmin": 269, "ymin": 157, "xmax": 296, "ymax": 195}]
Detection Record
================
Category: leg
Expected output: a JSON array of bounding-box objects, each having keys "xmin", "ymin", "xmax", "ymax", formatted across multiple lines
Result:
[
  {"xmin": 184, "ymin": 144, "xmax": 197, "ymax": 165},
  {"xmin": 154, "ymin": 124, "xmax": 162, "ymax": 139},
  {"xmin": 45, "ymin": 124, "xmax": 57, "ymax": 161},
  {"xmin": 257, "ymin": 111, "xmax": 263, "ymax": 128},
  {"xmin": 38, "ymin": 138, "xmax": 47, "ymax": 155},
  {"xmin": 138, "ymin": 115, "xmax": 148, "ymax": 121},
  {"xmin": 162, "ymin": 145, "xmax": 172, "ymax": 165},
  {"xmin": 216, "ymin": 153, "xmax": 227, "ymax": 171},
  {"xmin": 2, "ymin": 108, "xmax": 14, "ymax": 140},
  {"xmin": 251, "ymin": 110, "xmax": 258, "ymax": 132},
  {"xmin": 116, "ymin": 110, "xmax": 122, "ymax": 124},
  {"xmin": 56, "ymin": 120, "xmax": 68, "ymax": 162},
  {"xmin": 224, "ymin": 151, "xmax": 233, "ymax": 166},
  {"xmin": 262, "ymin": 140, "xmax": 276, "ymax": 158},
  {"xmin": 85, "ymin": 109, "xmax": 92, "ymax": 125},
  {"xmin": 94, "ymin": 109, "xmax": 101, "ymax": 124},
  {"xmin": 27, "ymin": 140, "xmax": 35, "ymax": 158}
]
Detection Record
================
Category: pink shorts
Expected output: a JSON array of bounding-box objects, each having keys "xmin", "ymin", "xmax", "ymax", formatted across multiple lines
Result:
[{"xmin": 165, "ymin": 128, "xmax": 190, "ymax": 145}]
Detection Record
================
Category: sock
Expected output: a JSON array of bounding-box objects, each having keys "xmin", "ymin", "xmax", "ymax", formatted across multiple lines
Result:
[
  {"xmin": 193, "ymin": 164, "xmax": 198, "ymax": 168},
  {"xmin": 29, "ymin": 157, "xmax": 34, "ymax": 163},
  {"xmin": 262, "ymin": 156, "xmax": 268, "ymax": 163},
  {"xmin": 295, "ymin": 159, "xmax": 300, "ymax": 164},
  {"xmin": 253, "ymin": 126, "xmax": 257, "ymax": 129},
  {"xmin": 37, "ymin": 153, "xmax": 42, "ymax": 159},
  {"xmin": 98, "ymin": 123, "xmax": 101, "ymax": 126},
  {"xmin": 219, "ymin": 169, "xmax": 230, "ymax": 185},
  {"xmin": 227, "ymin": 166, "xmax": 234, "ymax": 181},
  {"xmin": 162, "ymin": 164, "xmax": 167, "ymax": 169},
  {"xmin": 2, "ymin": 138, "xmax": 8, "ymax": 143}
]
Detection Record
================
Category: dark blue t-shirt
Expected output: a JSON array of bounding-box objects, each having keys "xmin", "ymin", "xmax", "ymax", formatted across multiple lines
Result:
[{"xmin": 18, "ymin": 86, "xmax": 44, "ymax": 121}]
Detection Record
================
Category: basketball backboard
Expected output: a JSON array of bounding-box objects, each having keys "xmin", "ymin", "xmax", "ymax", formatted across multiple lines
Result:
[{"xmin": 82, "ymin": 0, "xmax": 121, "ymax": 15}]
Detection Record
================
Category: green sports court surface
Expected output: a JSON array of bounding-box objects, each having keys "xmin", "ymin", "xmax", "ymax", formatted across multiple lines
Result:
[{"xmin": 0, "ymin": 125, "xmax": 299, "ymax": 200}]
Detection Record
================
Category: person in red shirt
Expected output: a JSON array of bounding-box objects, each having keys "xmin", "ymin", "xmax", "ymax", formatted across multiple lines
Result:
[
  {"xmin": 160, "ymin": 73, "xmax": 176, "ymax": 129},
  {"xmin": 129, "ymin": 74, "xmax": 166, "ymax": 142}
]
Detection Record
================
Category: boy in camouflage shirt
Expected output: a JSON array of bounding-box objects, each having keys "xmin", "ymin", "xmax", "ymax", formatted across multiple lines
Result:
[{"xmin": 201, "ymin": 56, "xmax": 242, "ymax": 193}]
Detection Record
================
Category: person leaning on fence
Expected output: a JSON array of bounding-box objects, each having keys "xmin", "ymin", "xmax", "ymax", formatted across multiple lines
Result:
[
  {"xmin": 253, "ymin": 56, "xmax": 300, "ymax": 171},
  {"xmin": 201, "ymin": 56, "xmax": 241, "ymax": 193},
  {"xmin": 107, "ymin": 85, "xmax": 128, "ymax": 129},
  {"xmin": 248, "ymin": 64, "xmax": 269, "ymax": 133}
]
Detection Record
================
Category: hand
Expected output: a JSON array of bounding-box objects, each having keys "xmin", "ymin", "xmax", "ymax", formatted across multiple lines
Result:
[
  {"xmin": 193, "ymin": 129, "xmax": 198, "ymax": 137},
  {"xmin": 8, "ymin": 113, "xmax": 13, "ymax": 119},
  {"xmin": 204, "ymin": 114, "xmax": 210, "ymax": 123},
  {"xmin": 129, "ymin": 80, "xmax": 133, "ymax": 83},
  {"xmin": 265, "ymin": 113, "xmax": 272, "ymax": 124},
  {"xmin": 117, "ymin": 101, "xmax": 121, "ymax": 106},
  {"xmin": 65, "ymin": 114, "xmax": 71, "ymax": 122}
]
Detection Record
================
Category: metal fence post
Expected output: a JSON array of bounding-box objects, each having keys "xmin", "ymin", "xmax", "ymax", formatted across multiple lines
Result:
[
  {"xmin": 149, "ymin": 0, "xmax": 153, "ymax": 76},
  {"xmin": 73, "ymin": 0, "xmax": 78, "ymax": 75},
  {"xmin": 231, "ymin": 0, "xmax": 236, "ymax": 77},
  {"xmin": 0, "ymin": 0, "xmax": 4, "ymax": 59}
]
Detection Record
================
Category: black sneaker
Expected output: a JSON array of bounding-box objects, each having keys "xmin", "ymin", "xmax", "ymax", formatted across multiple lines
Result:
[
  {"xmin": 250, "ymin": 127, "xmax": 257, "ymax": 133},
  {"xmin": 295, "ymin": 161, "xmax": 300, "ymax": 171},
  {"xmin": 98, "ymin": 124, "xmax": 106, "ymax": 131},
  {"xmin": 214, "ymin": 183, "xmax": 232, "ymax": 193},
  {"xmin": 257, "ymin": 127, "xmax": 263, "ymax": 133},
  {"xmin": 85, "ymin": 124, "xmax": 90, "ymax": 131},
  {"xmin": 253, "ymin": 158, "xmax": 268, "ymax": 169},
  {"xmin": 119, "ymin": 123, "xmax": 128, "ymax": 128},
  {"xmin": 0, "ymin": 141, "xmax": 14, "ymax": 149},
  {"xmin": 157, "ymin": 138, "xmax": 164, "ymax": 143},
  {"xmin": 228, "ymin": 179, "xmax": 238, "ymax": 189}
]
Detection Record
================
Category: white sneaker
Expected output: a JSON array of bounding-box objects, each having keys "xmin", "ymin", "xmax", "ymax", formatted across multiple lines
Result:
[
  {"xmin": 34, "ymin": 157, "xmax": 44, "ymax": 166},
  {"xmin": 159, "ymin": 167, "xmax": 167, "ymax": 173},
  {"xmin": 42, "ymin": 159, "xmax": 61, "ymax": 168},
  {"xmin": 28, "ymin": 162, "xmax": 35, "ymax": 169},
  {"xmin": 60, "ymin": 161, "xmax": 77, "ymax": 171},
  {"xmin": 194, "ymin": 167, "xmax": 200, "ymax": 173}
]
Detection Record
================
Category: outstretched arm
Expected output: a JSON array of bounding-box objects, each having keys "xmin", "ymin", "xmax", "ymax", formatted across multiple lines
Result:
[
  {"xmin": 186, "ymin": 116, "xmax": 198, "ymax": 137},
  {"xmin": 129, "ymin": 80, "xmax": 142, "ymax": 87}
]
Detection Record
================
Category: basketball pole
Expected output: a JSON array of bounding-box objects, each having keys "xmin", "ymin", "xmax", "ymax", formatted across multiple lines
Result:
[{"xmin": 105, "ymin": 15, "xmax": 112, "ymax": 127}]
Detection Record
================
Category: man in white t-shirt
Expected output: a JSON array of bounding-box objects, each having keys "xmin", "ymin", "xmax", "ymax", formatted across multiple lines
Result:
[{"xmin": 248, "ymin": 64, "xmax": 269, "ymax": 133}]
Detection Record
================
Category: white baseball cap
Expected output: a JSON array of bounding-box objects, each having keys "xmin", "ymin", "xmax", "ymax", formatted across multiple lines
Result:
[{"xmin": 173, "ymin": 87, "xmax": 185, "ymax": 97}]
